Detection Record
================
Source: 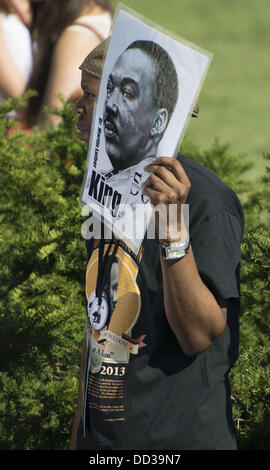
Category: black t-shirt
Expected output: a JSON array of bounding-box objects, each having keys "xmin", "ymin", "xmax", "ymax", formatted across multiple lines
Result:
[{"xmin": 82, "ymin": 153, "xmax": 244, "ymax": 450}]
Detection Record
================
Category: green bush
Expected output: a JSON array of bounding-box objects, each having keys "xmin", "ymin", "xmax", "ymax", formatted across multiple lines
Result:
[
  {"xmin": 0, "ymin": 97, "xmax": 269, "ymax": 449},
  {"xmin": 0, "ymin": 97, "xmax": 87, "ymax": 449},
  {"xmin": 230, "ymin": 345, "xmax": 270, "ymax": 449},
  {"xmin": 182, "ymin": 138, "xmax": 270, "ymax": 449}
]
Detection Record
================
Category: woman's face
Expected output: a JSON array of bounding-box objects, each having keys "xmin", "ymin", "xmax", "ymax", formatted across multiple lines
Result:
[{"xmin": 12, "ymin": 0, "xmax": 32, "ymax": 26}]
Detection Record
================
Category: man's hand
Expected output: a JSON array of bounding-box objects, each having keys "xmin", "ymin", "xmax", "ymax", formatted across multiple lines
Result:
[{"xmin": 142, "ymin": 157, "xmax": 191, "ymax": 243}]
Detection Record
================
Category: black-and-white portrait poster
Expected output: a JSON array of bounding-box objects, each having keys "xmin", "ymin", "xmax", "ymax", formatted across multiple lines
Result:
[{"xmin": 79, "ymin": 3, "xmax": 213, "ymax": 254}]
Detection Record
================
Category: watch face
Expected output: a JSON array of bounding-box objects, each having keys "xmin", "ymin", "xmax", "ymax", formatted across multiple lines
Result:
[
  {"xmin": 161, "ymin": 245, "xmax": 189, "ymax": 260},
  {"xmin": 87, "ymin": 291, "xmax": 110, "ymax": 331}
]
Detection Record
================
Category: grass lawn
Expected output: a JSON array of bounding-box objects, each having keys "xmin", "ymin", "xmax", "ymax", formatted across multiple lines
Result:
[{"xmin": 112, "ymin": 0, "xmax": 270, "ymax": 179}]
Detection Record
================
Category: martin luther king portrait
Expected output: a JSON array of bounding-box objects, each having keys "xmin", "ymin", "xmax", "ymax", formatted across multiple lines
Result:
[{"xmin": 103, "ymin": 40, "xmax": 179, "ymax": 175}]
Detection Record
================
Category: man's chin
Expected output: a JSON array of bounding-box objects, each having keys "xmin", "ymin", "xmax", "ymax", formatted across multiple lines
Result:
[{"xmin": 77, "ymin": 128, "xmax": 90, "ymax": 144}]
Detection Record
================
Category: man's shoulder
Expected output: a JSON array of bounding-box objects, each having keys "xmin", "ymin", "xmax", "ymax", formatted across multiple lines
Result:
[
  {"xmin": 177, "ymin": 152, "xmax": 232, "ymax": 195},
  {"xmin": 177, "ymin": 153, "xmax": 244, "ymax": 224}
]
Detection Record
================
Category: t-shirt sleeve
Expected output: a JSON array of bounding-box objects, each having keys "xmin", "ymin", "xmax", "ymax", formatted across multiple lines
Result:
[{"xmin": 191, "ymin": 211, "xmax": 244, "ymax": 300}]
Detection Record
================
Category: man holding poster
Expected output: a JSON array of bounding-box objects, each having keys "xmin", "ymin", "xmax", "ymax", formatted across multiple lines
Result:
[{"xmin": 71, "ymin": 8, "xmax": 244, "ymax": 451}]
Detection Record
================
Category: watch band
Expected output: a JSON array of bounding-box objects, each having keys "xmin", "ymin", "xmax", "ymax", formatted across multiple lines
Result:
[{"xmin": 160, "ymin": 238, "xmax": 190, "ymax": 260}]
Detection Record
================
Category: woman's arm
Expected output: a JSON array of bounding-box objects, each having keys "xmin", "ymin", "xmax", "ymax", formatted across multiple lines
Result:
[
  {"xmin": 0, "ymin": 24, "xmax": 27, "ymax": 97},
  {"xmin": 37, "ymin": 28, "xmax": 100, "ymax": 125}
]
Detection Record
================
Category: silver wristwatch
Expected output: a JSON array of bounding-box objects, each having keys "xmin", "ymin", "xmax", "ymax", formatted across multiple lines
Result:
[{"xmin": 160, "ymin": 238, "xmax": 190, "ymax": 260}]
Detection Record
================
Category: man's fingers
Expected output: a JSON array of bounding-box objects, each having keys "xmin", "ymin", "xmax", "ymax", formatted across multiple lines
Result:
[
  {"xmin": 143, "ymin": 157, "xmax": 191, "ymax": 204},
  {"xmin": 142, "ymin": 184, "xmax": 167, "ymax": 206},
  {"xmin": 142, "ymin": 173, "xmax": 170, "ymax": 202},
  {"xmin": 142, "ymin": 172, "xmax": 187, "ymax": 206},
  {"xmin": 149, "ymin": 157, "xmax": 191, "ymax": 187},
  {"xmin": 144, "ymin": 162, "xmax": 178, "ymax": 189}
]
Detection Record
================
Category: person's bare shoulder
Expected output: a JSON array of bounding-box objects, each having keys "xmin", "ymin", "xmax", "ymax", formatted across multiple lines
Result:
[
  {"xmin": 55, "ymin": 26, "xmax": 100, "ymax": 66},
  {"xmin": 41, "ymin": 27, "xmax": 100, "ymax": 115}
]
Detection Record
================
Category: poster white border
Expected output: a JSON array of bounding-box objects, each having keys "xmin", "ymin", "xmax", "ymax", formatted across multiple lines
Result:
[{"xmin": 79, "ymin": 3, "xmax": 213, "ymax": 254}]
